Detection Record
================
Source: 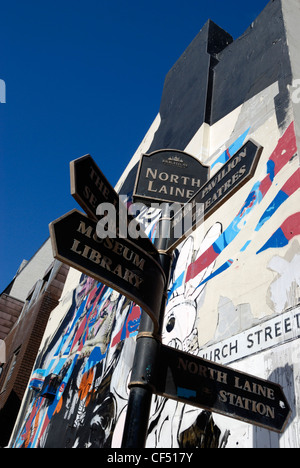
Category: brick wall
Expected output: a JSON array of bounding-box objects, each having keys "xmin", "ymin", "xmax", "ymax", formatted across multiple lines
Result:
[{"xmin": 0, "ymin": 295, "xmax": 24, "ymax": 340}]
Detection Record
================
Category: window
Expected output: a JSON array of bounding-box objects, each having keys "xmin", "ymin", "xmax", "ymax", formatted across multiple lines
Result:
[{"xmin": 0, "ymin": 347, "xmax": 21, "ymax": 394}]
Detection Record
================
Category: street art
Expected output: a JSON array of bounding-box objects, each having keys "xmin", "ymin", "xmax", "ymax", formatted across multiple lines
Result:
[
  {"xmin": 185, "ymin": 122, "xmax": 298, "ymax": 289},
  {"xmin": 13, "ymin": 280, "xmax": 136, "ymax": 448},
  {"xmin": 11, "ymin": 216, "xmax": 221, "ymax": 447},
  {"xmin": 210, "ymin": 128, "xmax": 250, "ymax": 171}
]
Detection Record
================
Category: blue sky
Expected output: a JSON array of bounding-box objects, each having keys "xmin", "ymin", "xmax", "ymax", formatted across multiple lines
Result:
[{"xmin": 0, "ymin": 0, "xmax": 269, "ymax": 292}]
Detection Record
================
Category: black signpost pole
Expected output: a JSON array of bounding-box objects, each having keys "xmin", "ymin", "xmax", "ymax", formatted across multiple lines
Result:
[
  {"xmin": 120, "ymin": 312, "xmax": 160, "ymax": 448},
  {"xmin": 121, "ymin": 207, "xmax": 173, "ymax": 449}
]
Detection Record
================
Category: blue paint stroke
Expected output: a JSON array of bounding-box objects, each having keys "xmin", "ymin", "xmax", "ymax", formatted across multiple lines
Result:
[
  {"xmin": 83, "ymin": 346, "xmax": 107, "ymax": 374},
  {"xmin": 256, "ymin": 228, "xmax": 289, "ymax": 254},
  {"xmin": 240, "ymin": 240, "xmax": 252, "ymax": 252},
  {"xmin": 168, "ymin": 271, "xmax": 184, "ymax": 300}
]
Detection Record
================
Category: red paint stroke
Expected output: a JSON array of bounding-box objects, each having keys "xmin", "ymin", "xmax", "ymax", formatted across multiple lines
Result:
[
  {"xmin": 281, "ymin": 168, "xmax": 300, "ymax": 196},
  {"xmin": 270, "ymin": 122, "xmax": 297, "ymax": 176},
  {"xmin": 186, "ymin": 245, "xmax": 219, "ymax": 283},
  {"xmin": 281, "ymin": 212, "xmax": 300, "ymax": 241}
]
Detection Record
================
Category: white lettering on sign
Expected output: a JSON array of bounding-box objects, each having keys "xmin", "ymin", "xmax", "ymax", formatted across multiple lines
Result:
[
  {"xmin": 199, "ymin": 307, "xmax": 300, "ymax": 365},
  {"xmin": 70, "ymin": 220, "xmax": 146, "ymax": 290},
  {"xmin": 218, "ymin": 390, "xmax": 276, "ymax": 420}
]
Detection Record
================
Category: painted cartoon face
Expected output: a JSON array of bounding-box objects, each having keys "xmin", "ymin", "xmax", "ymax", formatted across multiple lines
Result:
[{"xmin": 162, "ymin": 223, "xmax": 222, "ymax": 351}]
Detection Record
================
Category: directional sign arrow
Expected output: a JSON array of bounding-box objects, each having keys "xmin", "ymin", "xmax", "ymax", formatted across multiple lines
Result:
[
  {"xmin": 161, "ymin": 140, "xmax": 263, "ymax": 253},
  {"xmin": 70, "ymin": 154, "xmax": 159, "ymax": 259},
  {"xmin": 49, "ymin": 209, "xmax": 166, "ymax": 332},
  {"xmin": 156, "ymin": 345, "xmax": 291, "ymax": 433}
]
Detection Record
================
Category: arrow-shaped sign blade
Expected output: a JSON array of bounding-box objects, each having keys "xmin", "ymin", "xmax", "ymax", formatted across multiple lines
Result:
[{"xmin": 70, "ymin": 154, "xmax": 159, "ymax": 259}]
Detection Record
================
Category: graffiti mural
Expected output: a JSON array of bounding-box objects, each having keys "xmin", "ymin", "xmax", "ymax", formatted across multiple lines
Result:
[{"xmin": 12, "ymin": 278, "xmax": 136, "ymax": 447}]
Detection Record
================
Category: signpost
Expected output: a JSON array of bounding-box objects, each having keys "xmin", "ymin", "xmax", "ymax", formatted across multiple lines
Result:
[
  {"xmin": 156, "ymin": 345, "xmax": 291, "ymax": 433},
  {"xmin": 49, "ymin": 142, "xmax": 291, "ymax": 448},
  {"xmin": 49, "ymin": 209, "xmax": 165, "ymax": 332}
]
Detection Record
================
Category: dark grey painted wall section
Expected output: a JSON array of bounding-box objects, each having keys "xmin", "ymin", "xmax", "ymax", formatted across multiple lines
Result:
[{"xmin": 147, "ymin": 20, "xmax": 233, "ymax": 152}]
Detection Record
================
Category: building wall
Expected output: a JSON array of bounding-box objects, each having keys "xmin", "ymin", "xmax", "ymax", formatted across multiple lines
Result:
[{"xmin": 9, "ymin": 0, "xmax": 300, "ymax": 448}]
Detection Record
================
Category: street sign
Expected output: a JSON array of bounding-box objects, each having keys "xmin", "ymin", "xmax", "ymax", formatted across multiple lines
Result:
[
  {"xmin": 70, "ymin": 154, "xmax": 159, "ymax": 259},
  {"xmin": 49, "ymin": 209, "xmax": 166, "ymax": 332},
  {"xmin": 70, "ymin": 154, "xmax": 121, "ymax": 221},
  {"xmin": 161, "ymin": 140, "xmax": 263, "ymax": 253},
  {"xmin": 156, "ymin": 345, "xmax": 291, "ymax": 433},
  {"xmin": 133, "ymin": 149, "xmax": 210, "ymax": 206}
]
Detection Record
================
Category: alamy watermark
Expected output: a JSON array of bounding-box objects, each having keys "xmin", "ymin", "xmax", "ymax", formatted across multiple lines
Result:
[
  {"xmin": 95, "ymin": 199, "xmax": 204, "ymax": 242},
  {"xmin": 0, "ymin": 79, "xmax": 6, "ymax": 103}
]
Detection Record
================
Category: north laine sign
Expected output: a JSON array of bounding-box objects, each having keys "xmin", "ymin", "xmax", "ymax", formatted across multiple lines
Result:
[
  {"xmin": 163, "ymin": 139, "xmax": 263, "ymax": 253},
  {"xmin": 156, "ymin": 345, "xmax": 291, "ymax": 433},
  {"xmin": 49, "ymin": 209, "xmax": 166, "ymax": 331},
  {"xmin": 133, "ymin": 149, "xmax": 210, "ymax": 206}
]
